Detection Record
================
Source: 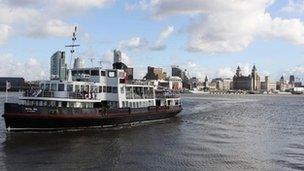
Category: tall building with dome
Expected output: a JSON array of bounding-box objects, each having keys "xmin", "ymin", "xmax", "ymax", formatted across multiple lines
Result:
[{"xmin": 233, "ymin": 65, "xmax": 261, "ymax": 91}]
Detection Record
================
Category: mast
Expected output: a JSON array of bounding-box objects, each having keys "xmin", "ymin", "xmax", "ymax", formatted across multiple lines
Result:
[
  {"xmin": 65, "ymin": 26, "xmax": 80, "ymax": 82},
  {"xmin": 65, "ymin": 26, "xmax": 80, "ymax": 69}
]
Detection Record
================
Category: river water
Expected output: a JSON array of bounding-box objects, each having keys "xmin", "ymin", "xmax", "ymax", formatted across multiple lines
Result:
[{"xmin": 0, "ymin": 93, "xmax": 304, "ymax": 170}]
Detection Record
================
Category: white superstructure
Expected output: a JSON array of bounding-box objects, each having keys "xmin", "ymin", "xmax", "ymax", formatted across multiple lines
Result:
[{"xmin": 21, "ymin": 27, "xmax": 181, "ymax": 110}]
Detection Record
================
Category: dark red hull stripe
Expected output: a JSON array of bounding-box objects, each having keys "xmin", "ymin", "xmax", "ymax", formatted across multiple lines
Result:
[{"xmin": 3, "ymin": 109, "xmax": 182, "ymax": 129}]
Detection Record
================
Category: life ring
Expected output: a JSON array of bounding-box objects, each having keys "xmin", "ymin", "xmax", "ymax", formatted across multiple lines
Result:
[{"xmin": 85, "ymin": 94, "xmax": 89, "ymax": 99}]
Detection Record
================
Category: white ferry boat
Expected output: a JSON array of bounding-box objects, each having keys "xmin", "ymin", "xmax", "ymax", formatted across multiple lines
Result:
[{"xmin": 2, "ymin": 28, "xmax": 182, "ymax": 130}]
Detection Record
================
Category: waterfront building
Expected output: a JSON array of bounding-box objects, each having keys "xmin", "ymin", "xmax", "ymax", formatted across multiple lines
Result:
[
  {"xmin": 276, "ymin": 75, "xmax": 292, "ymax": 91},
  {"xmin": 125, "ymin": 68, "xmax": 134, "ymax": 81},
  {"xmin": 208, "ymin": 81, "xmax": 217, "ymax": 91},
  {"xmin": 73, "ymin": 57, "xmax": 84, "ymax": 69},
  {"xmin": 294, "ymin": 82, "xmax": 302, "ymax": 87},
  {"xmin": 0, "ymin": 77, "xmax": 25, "ymax": 91},
  {"xmin": 112, "ymin": 49, "xmax": 134, "ymax": 81},
  {"xmin": 50, "ymin": 51, "xmax": 67, "ymax": 81},
  {"xmin": 171, "ymin": 65, "xmax": 183, "ymax": 78},
  {"xmin": 202, "ymin": 76, "xmax": 209, "ymax": 91},
  {"xmin": 171, "ymin": 65, "xmax": 189, "ymax": 89},
  {"xmin": 113, "ymin": 49, "xmax": 122, "ymax": 63},
  {"xmin": 168, "ymin": 76, "xmax": 183, "ymax": 90},
  {"xmin": 289, "ymin": 75, "xmax": 295, "ymax": 85},
  {"xmin": 261, "ymin": 76, "xmax": 276, "ymax": 92},
  {"xmin": 145, "ymin": 66, "xmax": 167, "ymax": 80},
  {"xmin": 211, "ymin": 78, "xmax": 232, "ymax": 91},
  {"xmin": 189, "ymin": 77, "xmax": 199, "ymax": 89},
  {"xmin": 276, "ymin": 75, "xmax": 302, "ymax": 91},
  {"xmin": 232, "ymin": 65, "xmax": 261, "ymax": 91}
]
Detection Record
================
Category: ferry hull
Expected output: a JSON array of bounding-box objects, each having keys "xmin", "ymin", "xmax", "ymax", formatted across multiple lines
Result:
[{"xmin": 2, "ymin": 103, "xmax": 182, "ymax": 130}]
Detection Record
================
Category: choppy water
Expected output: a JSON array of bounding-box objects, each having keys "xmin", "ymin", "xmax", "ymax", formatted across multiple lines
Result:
[{"xmin": 0, "ymin": 93, "xmax": 304, "ymax": 170}]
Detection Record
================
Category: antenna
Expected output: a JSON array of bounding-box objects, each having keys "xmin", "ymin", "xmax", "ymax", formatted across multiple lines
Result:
[
  {"xmin": 88, "ymin": 57, "xmax": 95, "ymax": 67},
  {"xmin": 66, "ymin": 26, "xmax": 80, "ymax": 69},
  {"xmin": 98, "ymin": 60, "xmax": 103, "ymax": 68}
]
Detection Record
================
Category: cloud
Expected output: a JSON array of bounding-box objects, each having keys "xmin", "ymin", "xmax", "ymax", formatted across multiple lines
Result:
[
  {"xmin": 0, "ymin": 0, "xmax": 113, "ymax": 43},
  {"xmin": 48, "ymin": 0, "xmax": 115, "ymax": 17},
  {"xmin": 118, "ymin": 37, "xmax": 148, "ymax": 50},
  {"xmin": 26, "ymin": 19, "xmax": 75, "ymax": 38},
  {"xmin": 281, "ymin": 0, "xmax": 304, "ymax": 14},
  {"xmin": 263, "ymin": 17, "xmax": 304, "ymax": 44},
  {"xmin": 149, "ymin": 44, "xmax": 167, "ymax": 51},
  {"xmin": 101, "ymin": 50, "xmax": 132, "ymax": 67},
  {"xmin": 170, "ymin": 60, "xmax": 210, "ymax": 79},
  {"xmin": 117, "ymin": 25, "xmax": 174, "ymax": 51},
  {"xmin": 0, "ymin": 54, "xmax": 48, "ymax": 81},
  {"xmin": 3, "ymin": 0, "xmax": 46, "ymax": 7},
  {"xmin": 216, "ymin": 63, "xmax": 254, "ymax": 78},
  {"xmin": 281, "ymin": 65, "xmax": 304, "ymax": 82},
  {"xmin": 286, "ymin": 65, "xmax": 304, "ymax": 76},
  {"xmin": 150, "ymin": 25, "xmax": 174, "ymax": 51},
  {"xmin": 125, "ymin": 0, "xmax": 148, "ymax": 11},
  {"xmin": 216, "ymin": 67, "xmax": 235, "ymax": 78},
  {"xmin": 0, "ymin": 24, "xmax": 11, "ymax": 44},
  {"xmin": 143, "ymin": 0, "xmax": 304, "ymax": 53}
]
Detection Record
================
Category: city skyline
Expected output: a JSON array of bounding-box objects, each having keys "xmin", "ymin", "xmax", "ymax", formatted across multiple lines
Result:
[{"xmin": 1, "ymin": 0, "xmax": 304, "ymax": 81}]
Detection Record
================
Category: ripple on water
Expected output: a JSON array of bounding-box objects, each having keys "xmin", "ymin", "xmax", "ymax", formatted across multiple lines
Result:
[{"xmin": 1, "ymin": 93, "xmax": 304, "ymax": 170}]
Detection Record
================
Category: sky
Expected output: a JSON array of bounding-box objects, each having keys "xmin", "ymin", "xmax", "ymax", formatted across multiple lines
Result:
[{"xmin": 1, "ymin": 0, "xmax": 304, "ymax": 82}]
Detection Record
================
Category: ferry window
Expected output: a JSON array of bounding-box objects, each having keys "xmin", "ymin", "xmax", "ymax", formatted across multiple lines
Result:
[
  {"xmin": 107, "ymin": 86, "xmax": 112, "ymax": 93},
  {"xmin": 81, "ymin": 85, "xmax": 84, "ymax": 91},
  {"xmin": 51, "ymin": 83, "xmax": 57, "ymax": 91},
  {"xmin": 102, "ymin": 86, "xmax": 107, "ymax": 92},
  {"xmin": 91, "ymin": 70, "xmax": 99, "ymax": 76},
  {"xmin": 45, "ymin": 84, "xmax": 50, "ymax": 91},
  {"xmin": 72, "ymin": 70, "xmax": 77, "ymax": 75},
  {"xmin": 108, "ymin": 71, "xmax": 116, "ymax": 78},
  {"xmin": 58, "ymin": 84, "xmax": 65, "ymax": 91},
  {"xmin": 100, "ymin": 71, "xmax": 106, "ymax": 76},
  {"xmin": 68, "ymin": 102, "xmax": 74, "ymax": 108},
  {"xmin": 112, "ymin": 87, "xmax": 118, "ymax": 93},
  {"xmin": 62, "ymin": 102, "xmax": 67, "ymax": 107},
  {"xmin": 84, "ymin": 70, "xmax": 90, "ymax": 74},
  {"xmin": 40, "ymin": 84, "xmax": 44, "ymax": 90},
  {"xmin": 99, "ymin": 86, "xmax": 102, "ymax": 93},
  {"xmin": 84, "ymin": 85, "xmax": 89, "ymax": 92},
  {"xmin": 120, "ymin": 87, "xmax": 124, "ymax": 93},
  {"xmin": 90, "ymin": 86, "xmax": 95, "ymax": 92},
  {"xmin": 126, "ymin": 87, "xmax": 132, "ymax": 99},
  {"xmin": 67, "ymin": 84, "xmax": 73, "ymax": 92},
  {"xmin": 51, "ymin": 101, "xmax": 56, "ymax": 106},
  {"xmin": 75, "ymin": 85, "xmax": 80, "ymax": 92}
]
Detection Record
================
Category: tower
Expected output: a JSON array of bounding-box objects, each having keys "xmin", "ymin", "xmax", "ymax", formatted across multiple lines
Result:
[
  {"xmin": 204, "ymin": 75, "xmax": 209, "ymax": 88},
  {"xmin": 73, "ymin": 57, "xmax": 84, "ymax": 69},
  {"xmin": 113, "ymin": 49, "xmax": 122, "ymax": 63},
  {"xmin": 50, "ymin": 51, "xmax": 67, "ymax": 81},
  {"xmin": 265, "ymin": 76, "xmax": 269, "ymax": 91},
  {"xmin": 289, "ymin": 75, "xmax": 295, "ymax": 85},
  {"xmin": 280, "ymin": 75, "xmax": 284, "ymax": 83},
  {"xmin": 236, "ymin": 66, "xmax": 242, "ymax": 77},
  {"xmin": 251, "ymin": 65, "xmax": 258, "ymax": 91}
]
